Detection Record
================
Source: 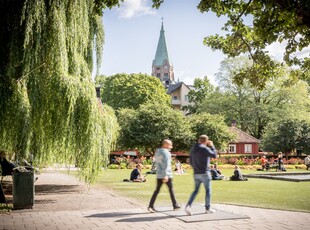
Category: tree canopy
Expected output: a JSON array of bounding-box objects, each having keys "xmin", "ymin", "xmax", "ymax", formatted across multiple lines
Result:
[
  {"xmin": 189, "ymin": 113, "xmax": 235, "ymax": 151},
  {"xmin": 183, "ymin": 76, "xmax": 214, "ymax": 114},
  {"xmin": 199, "ymin": 0, "xmax": 310, "ymax": 88},
  {"xmin": 197, "ymin": 57, "xmax": 310, "ymax": 139},
  {"xmin": 117, "ymin": 103, "xmax": 193, "ymax": 154},
  {"xmin": 262, "ymin": 119, "xmax": 310, "ymax": 155},
  {"xmin": 0, "ymin": 0, "xmax": 120, "ymax": 182},
  {"xmin": 117, "ymin": 103, "xmax": 235, "ymax": 154},
  {"xmin": 97, "ymin": 73, "xmax": 171, "ymax": 111}
]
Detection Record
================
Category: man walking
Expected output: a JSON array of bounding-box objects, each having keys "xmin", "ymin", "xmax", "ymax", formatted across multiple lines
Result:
[
  {"xmin": 148, "ymin": 139, "xmax": 181, "ymax": 212},
  {"xmin": 185, "ymin": 135, "xmax": 217, "ymax": 215}
]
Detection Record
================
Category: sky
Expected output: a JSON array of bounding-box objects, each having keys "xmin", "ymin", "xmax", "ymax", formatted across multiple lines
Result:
[
  {"xmin": 99, "ymin": 0, "xmax": 229, "ymax": 85},
  {"xmin": 98, "ymin": 0, "xmax": 296, "ymax": 85}
]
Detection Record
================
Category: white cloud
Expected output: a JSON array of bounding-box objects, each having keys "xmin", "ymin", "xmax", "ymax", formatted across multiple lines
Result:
[
  {"xmin": 118, "ymin": 0, "xmax": 156, "ymax": 19},
  {"xmin": 265, "ymin": 36, "xmax": 310, "ymax": 61},
  {"xmin": 177, "ymin": 72, "xmax": 217, "ymax": 86},
  {"xmin": 265, "ymin": 41, "xmax": 286, "ymax": 61}
]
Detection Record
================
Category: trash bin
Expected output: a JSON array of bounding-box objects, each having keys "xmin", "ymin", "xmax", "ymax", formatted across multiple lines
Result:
[{"xmin": 13, "ymin": 168, "xmax": 34, "ymax": 209}]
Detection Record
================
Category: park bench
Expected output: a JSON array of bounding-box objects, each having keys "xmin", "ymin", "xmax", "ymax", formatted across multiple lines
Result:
[{"xmin": 265, "ymin": 163, "xmax": 278, "ymax": 171}]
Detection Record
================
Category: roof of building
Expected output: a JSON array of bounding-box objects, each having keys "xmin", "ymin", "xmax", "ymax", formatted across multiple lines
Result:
[
  {"xmin": 167, "ymin": 81, "xmax": 191, "ymax": 94},
  {"xmin": 167, "ymin": 82, "xmax": 182, "ymax": 94},
  {"xmin": 229, "ymin": 126, "xmax": 260, "ymax": 143},
  {"xmin": 153, "ymin": 22, "xmax": 170, "ymax": 66}
]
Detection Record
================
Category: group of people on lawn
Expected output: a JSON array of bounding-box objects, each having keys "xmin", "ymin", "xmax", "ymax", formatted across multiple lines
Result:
[
  {"xmin": 129, "ymin": 153, "xmax": 247, "ymax": 183},
  {"xmin": 260, "ymin": 153, "xmax": 286, "ymax": 171},
  {"xmin": 127, "ymin": 135, "xmax": 248, "ymax": 215}
]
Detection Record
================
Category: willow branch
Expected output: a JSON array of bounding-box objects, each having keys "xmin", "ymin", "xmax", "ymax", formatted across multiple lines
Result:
[{"xmin": 16, "ymin": 62, "xmax": 46, "ymax": 83}]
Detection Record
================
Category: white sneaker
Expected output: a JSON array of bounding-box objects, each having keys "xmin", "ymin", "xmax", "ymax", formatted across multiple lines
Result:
[
  {"xmin": 205, "ymin": 208, "xmax": 216, "ymax": 214},
  {"xmin": 148, "ymin": 207, "xmax": 157, "ymax": 213},
  {"xmin": 185, "ymin": 205, "xmax": 192, "ymax": 216}
]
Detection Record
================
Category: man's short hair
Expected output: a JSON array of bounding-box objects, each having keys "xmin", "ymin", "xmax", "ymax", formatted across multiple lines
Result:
[
  {"xmin": 198, "ymin": 135, "xmax": 209, "ymax": 143},
  {"xmin": 136, "ymin": 163, "xmax": 142, "ymax": 168},
  {"xmin": 162, "ymin": 139, "xmax": 172, "ymax": 146}
]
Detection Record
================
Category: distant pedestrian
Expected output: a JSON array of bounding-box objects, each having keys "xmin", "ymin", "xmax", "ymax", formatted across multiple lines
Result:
[
  {"xmin": 305, "ymin": 155, "xmax": 310, "ymax": 170},
  {"xmin": 148, "ymin": 139, "xmax": 181, "ymax": 213},
  {"xmin": 185, "ymin": 135, "xmax": 217, "ymax": 216},
  {"xmin": 277, "ymin": 152, "xmax": 286, "ymax": 171}
]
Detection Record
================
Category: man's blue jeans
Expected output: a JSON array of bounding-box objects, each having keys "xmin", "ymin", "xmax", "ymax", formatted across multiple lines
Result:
[{"xmin": 187, "ymin": 172, "xmax": 211, "ymax": 209}]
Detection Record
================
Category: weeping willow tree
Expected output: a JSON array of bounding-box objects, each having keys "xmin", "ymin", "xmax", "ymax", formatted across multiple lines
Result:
[{"xmin": 0, "ymin": 0, "xmax": 120, "ymax": 182}]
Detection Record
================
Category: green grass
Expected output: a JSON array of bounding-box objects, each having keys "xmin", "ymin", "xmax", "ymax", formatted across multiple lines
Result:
[{"xmin": 66, "ymin": 169, "xmax": 310, "ymax": 212}]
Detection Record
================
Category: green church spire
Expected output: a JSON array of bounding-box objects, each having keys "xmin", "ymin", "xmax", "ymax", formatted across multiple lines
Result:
[
  {"xmin": 153, "ymin": 20, "xmax": 169, "ymax": 66},
  {"xmin": 152, "ymin": 19, "xmax": 174, "ymax": 85}
]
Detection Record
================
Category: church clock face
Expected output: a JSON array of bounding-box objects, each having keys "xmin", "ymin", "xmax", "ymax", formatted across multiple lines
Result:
[{"xmin": 164, "ymin": 65, "xmax": 168, "ymax": 70}]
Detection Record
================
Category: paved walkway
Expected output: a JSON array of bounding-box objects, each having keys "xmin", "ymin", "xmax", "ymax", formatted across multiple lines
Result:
[{"xmin": 1, "ymin": 172, "xmax": 309, "ymax": 230}]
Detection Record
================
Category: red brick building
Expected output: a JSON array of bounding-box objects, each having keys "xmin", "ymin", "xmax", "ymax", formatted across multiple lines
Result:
[{"xmin": 227, "ymin": 126, "xmax": 260, "ymax": 154}]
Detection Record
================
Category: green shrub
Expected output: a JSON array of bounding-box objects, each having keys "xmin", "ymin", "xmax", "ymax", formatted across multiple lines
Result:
[
  {"xmin": 107, "ymin": 164, "xmax": 119, "ymax": 169},
  {"xmin": 285, "ymin": 165, "xmax": 295, "ymax": 170},
  {"xmin": 120, "ymin": 163, "xmax": 127, "ymax": 169},
  {"xmin": 0, "ymin": 204, "xmax": 12, "ymax": 213},
  {"xmin": 181, "ymin": 163, "xmax": 192, "ymax": 170},
  {"xmin": 143, "ymin": 159, "xmax": 152, "ymax": 165},
  {"xmin": 127, "ymin": 162, "xmax": 136, "ymax": 169},
  {"xmin": 218, "ymin": 164, "xmax": 235, "ymax": 169},
  {"xmin": 144, "ymin": 164, "xmax": 151, "ymax": 169},
  {"xmin": 295, "ymin": 164, "xmax": 307, "ymax": 169}
]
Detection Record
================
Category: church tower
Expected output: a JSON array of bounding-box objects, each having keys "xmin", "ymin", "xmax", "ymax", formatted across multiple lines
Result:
[{"xmin": 152, "ymin": 20, "xmax": 175, "ymax": 87}]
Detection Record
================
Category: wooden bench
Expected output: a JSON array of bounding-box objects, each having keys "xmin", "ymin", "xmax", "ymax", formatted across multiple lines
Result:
[{"xmin": 265, "ymin": 163, "xmax": 278, "ymax": 171}]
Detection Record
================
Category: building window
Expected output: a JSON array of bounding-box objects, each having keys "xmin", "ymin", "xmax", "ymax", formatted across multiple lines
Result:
[
  {"xmin": 184, "ymin": 95, "xmax": 188, "ymax": 101},
  {"xmin": 229, "ymin": 144, "xmax": 236, "ymax": 153},
  {"xmin": 173, "ymin": 96, "xmax": 178, "ymax": 100},
  {"xmin": 245, "ymin": 144, "xmax": 252, "ymax": 153},
  {"xmin": 156, "ymin": 73, "xmax": 160, "ymax": 78},
  {"xmin": 164, "ymin": 73, "xmax": 169, "ymax": 80}
]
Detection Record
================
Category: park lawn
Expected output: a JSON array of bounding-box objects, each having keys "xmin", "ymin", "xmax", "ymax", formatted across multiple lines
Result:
[{"xmin": 67, "ymin": 168, "xmax": 310, "ymax": 212}]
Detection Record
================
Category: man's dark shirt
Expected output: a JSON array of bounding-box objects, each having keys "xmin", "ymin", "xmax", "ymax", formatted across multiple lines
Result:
[
  {"xmin": 130, "ymin": 168, "xmax": 140, "ymax": 181},
  {"xmin": 190, "ymin": 143, "xmax": 217, "ymax": 174}
]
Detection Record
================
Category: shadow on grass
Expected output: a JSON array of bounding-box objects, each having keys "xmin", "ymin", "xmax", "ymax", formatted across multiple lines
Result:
[{"xmin": 35, "ymin": 184, "xmax": 81, "ymax": 195}]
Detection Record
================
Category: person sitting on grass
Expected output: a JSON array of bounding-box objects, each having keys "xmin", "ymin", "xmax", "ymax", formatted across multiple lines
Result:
[
  {"xmin": 210, "ymin": 165, "xmax": 224, "ymax": 180},
  {"xmin": 174, "ymin": 159, "xmax": 184, "ymax": 175},
  {"xmin": 230, "ymin": 165, "xmax": 248, "ymax": 181},
  {"xmin": 130, "ymin": 163, "xmax": 146, "ymax": 182},
  {"xmin": 214, "ymin": 163, "xmax": 222, "ymax": 175}
]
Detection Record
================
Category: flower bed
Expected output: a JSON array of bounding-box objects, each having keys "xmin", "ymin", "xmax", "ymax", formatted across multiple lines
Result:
[{"xmin": 108, "ymin": 156, "xmax": 307, "ymax": 169}]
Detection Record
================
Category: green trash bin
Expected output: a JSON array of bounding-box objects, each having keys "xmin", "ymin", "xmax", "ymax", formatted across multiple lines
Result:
[{"xmin": 13, "ymin": 169, "xmax": 34, "ymax": 209}]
